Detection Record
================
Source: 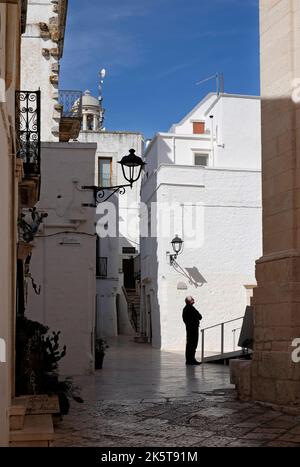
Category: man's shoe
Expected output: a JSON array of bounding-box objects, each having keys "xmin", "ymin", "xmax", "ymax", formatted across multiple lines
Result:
[{"xmin": 186, "ymin": 360, "xmax": 202, "ymax": 365}]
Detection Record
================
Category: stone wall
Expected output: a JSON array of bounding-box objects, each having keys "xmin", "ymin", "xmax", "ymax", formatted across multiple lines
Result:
[{"xmin": 238, "ymin": 0, "xmax": 300, "ymax": 407}]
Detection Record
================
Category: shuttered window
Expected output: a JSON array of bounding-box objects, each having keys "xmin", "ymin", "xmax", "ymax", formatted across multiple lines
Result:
[{"xmin": 193, "ymin": 122, "xmax": 205, "ymax": 134}]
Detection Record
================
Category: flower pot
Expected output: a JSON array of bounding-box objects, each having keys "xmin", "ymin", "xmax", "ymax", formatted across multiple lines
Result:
[{"xmin": 95, "ymin": 352, "xmax": 104, "ymax": 370}]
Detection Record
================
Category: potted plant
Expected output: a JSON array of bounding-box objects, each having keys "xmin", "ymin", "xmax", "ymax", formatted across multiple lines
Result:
[
  {"xmin": 95, "ymin": 338, "xmax": 108, "ymax": 369},
  {"xmin": 16, "ymin": 316, "xmax": 83, "ymax": 418}
]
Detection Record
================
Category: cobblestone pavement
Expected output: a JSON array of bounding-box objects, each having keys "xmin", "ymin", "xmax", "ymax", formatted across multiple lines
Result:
[
  {"xmin": 53, "ymin": 337, "xmax": 300, "ymax": 447},
  {"xmin": 53, "ymin": 390, "xmax": 300, "ymax": 447}
]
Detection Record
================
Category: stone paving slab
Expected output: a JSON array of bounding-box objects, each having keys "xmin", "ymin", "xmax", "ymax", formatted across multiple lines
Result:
[
  {"xmin": 53, "ymin": 338, "xmax": 300, "ymax": 447},
  {"xmin": 53, "ymin": 390, "xmax": 300, "ymax": 447}
]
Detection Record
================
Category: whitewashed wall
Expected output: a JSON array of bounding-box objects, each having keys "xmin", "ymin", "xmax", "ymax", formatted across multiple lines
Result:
[
  {"xmin": 140, "ymin": 94, "xmax": 262, "ymax": 354},
  {"xmin": 27, "ymin": 142, "xmax": 97, "ymax": 375},
  {"xmin": 79, "ymin": 131, "xmax": 143, "ymax": 337},
  {"xmin": 79, "ymin": 131, "xmax": 143, "ymax": 258},
  {"xmin": 146, "ymin": 94, "xmax": 261, "ymax": 175}
]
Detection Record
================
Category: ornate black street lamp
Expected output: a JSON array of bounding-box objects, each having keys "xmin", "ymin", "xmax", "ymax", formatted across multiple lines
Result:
[
  {"xmin": 82, "ymin": 149, "xmax": 145, "ymax": 206},
  {"xmin": 167, "ymin": 235, "xmax": 184, "ymax": 265}
]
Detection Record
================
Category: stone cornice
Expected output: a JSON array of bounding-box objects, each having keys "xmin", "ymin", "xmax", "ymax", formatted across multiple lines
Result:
[{"xmin": 56, "ymin": 0, "xmax": 68, "ymax": 59}]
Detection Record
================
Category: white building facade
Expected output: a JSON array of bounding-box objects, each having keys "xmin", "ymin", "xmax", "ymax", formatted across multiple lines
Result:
[
  {"xmin": 27, "ymin": 142, "xmax": 97, "ymax": 375},
  {"xmin": 78, "ymin": 90, "xmax": 143, "ymax": 338},
  {"xmin": 140, "ymin": 93, "xmax": 262, "ymax": 355},
  {"xmin": 21, "ymin": 2, "xmax": 97, "ymax": 376}
]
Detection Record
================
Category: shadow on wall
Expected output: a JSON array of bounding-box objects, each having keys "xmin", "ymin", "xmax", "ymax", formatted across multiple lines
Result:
[
  {"xmin": 144, "ymin": 138, "xmax": 175, "ymax": 179},
  {"xmin": 181, "ymin": 266, "xmax": 207, "ymax": 288},
  {"xmin": 172, "ymin": 261, "xmax": 207, "ymax": 288}
]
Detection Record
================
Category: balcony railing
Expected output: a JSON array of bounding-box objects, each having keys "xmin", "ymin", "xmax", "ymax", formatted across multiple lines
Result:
[
  {"xmin": 58, "ymin": 90, "xmax": 82, "ymax": 142},
  {"xmin": 15, "ymin": 90, "xmax": 41, "ymax": 176},
  {"xmin": 96, "ymin": 257, "xmax": 107, "ymax": 278},
  {"xmin": 58, "ymin": 90, "xmax": 82, "ymax": 118}
]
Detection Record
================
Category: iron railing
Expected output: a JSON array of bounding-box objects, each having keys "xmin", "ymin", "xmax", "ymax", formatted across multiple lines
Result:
[
  {"xmin": 15, "ymin": 90, "xmax": 41, "ymax": 176},
  {"xmin": 58, "ymin": 90, "xmax": 82, "ymax": 118},
  {"xmin": 96, "ymin": 257, "xmax": 107, "ymax": 278},
  {"xmin": 201, "ymin": 316, "xmax": 244, "ymax": 362},
  {"xmin": 130, "ymin": 303, "xmax": 138, "ymax": 332}
]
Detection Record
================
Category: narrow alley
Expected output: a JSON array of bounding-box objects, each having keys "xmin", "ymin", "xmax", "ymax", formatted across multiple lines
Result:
[{"xmin": 54, "ymin": 338, "xmax": 300, "ymax": 447}]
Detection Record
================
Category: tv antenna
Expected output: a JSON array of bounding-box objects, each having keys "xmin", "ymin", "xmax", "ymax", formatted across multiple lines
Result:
[
  {"xmin": 196, "ymin": 72, "xmax": 224, "ymax": 95},
  {"xmin": 98, "ymin": 68, "xmax": 106, "ymax": 103},
  {"xmin": 98, "ymin": 68, "xmax": 106, "ymax": 130}
]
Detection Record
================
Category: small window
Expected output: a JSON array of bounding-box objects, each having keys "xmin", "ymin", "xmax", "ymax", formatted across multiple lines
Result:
[
  {"xmin": 98, "ymin": 158, "xmax": 112, "ymax": 187},
  {"xmin": 193, "ymin": 122, "xmax": 205, "ymax": 134},
  {"xmin": 194, "ymin": 153, "xmax": 208, "ymax": 166},
  {"xmin": 87, "ymin": 114, "xmax": 94, "ymax": 130},
  {"xmin": 122, "ymin": 247, "xmax": 136, "ymax": 254}
]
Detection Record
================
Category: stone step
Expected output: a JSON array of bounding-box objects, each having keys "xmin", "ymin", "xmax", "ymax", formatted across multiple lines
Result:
[
  {"xmin": 9, "ymin": 397, "xmax": 29, "ymax": 431},
  {"xmin": 23, "ymin": 394, "xmax": 60, "ymax": 416},
  {"xmin": 10, "ymin": 414, "xmax": 55, "ymax": 447}
]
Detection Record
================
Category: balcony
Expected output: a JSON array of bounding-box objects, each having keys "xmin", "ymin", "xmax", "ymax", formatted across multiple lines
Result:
[
  {"xmin": 96, "ymin": 257, "xmax": 107, "ymax": 278},
  {"xmin": 58, "ymin": 90, "xmax": 82, "ymax": 142},
  {"xmin": 15, "ymin": 90, "xmax": 41, "ymax": 207}
]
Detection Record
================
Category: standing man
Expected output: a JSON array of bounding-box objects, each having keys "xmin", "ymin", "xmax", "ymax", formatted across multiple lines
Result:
[{"xmin": 182, "ymin": 296, "xmax": 202, "ymax": 365}]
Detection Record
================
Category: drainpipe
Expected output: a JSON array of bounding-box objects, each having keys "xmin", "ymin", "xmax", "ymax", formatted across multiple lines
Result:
[
  {"xmin": 172, "ymin": 136, "xmax": 176, "ymax": 164},
  {"xmin": 209, "ymin": 115, "xmax": 214, "ymax": 166}
]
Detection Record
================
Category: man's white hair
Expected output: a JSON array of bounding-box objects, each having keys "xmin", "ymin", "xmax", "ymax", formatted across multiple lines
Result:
[{"xmin": 185, "ymin": 296, "xmax": 194, "ymax": 304}]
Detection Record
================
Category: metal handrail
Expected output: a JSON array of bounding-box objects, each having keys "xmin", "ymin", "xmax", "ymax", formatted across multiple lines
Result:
[
  {"xmin": 232, "ymin": 327, "xmax": 242, "ymax": 350},
  {"xmin": 201, "ymin": 316, "xmax": 244, "ymax": 362},
  {"xmin": 130, "ymin": 303, "xmax": 138, "ymax": 332},
  {"xmin": 201, "ymin": 316, "xmax": 244, "ymax": 332}
]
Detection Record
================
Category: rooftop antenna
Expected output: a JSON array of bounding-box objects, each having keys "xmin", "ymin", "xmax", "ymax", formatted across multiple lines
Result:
[
  {"xmin": 196, "ymin": 72, "xmax": 224, "ymax": 95},
  {"xmin": 98, "ymin": 68, "xmax": 106, "ymax": 129}
]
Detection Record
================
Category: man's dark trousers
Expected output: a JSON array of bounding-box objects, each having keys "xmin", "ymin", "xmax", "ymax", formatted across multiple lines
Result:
[{"xmin": 185, "ymin": 324, "xmax": 199, "ymax": 363}]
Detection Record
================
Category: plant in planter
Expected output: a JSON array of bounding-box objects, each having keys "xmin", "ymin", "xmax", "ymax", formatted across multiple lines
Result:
[
  {"xmin": 43, "ymin": 374, "xmax": 83, "ymax": 416},
  {"xmin": 95, "ymin": 338, "xmax": 108, "ymax": 369},
  {"xmin": 16, "ymin": 316, "xmax": 83, "ymax": 416},
  {"xmin": 18, "ymin": 207, "xmax": 48, "ymax": 243}
]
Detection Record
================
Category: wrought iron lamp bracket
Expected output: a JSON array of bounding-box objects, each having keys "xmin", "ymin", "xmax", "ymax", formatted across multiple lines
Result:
[
  {"xmin": 81, "ymin": 183, "xmax": 133, "ymax": 206},
  {"xmin": 167, "ymin": 252, "xmax": 178, "ymax": 265}
]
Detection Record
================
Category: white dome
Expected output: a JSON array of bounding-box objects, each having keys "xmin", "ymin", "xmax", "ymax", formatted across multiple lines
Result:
[{"xmin": 82, "ymin": 90, "xmax": 100, "ymax": 108}]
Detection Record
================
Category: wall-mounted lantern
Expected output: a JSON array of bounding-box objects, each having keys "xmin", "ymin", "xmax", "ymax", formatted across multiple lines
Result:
[
  {"xmin": 167, "ymin": 234, "xmax": 184, "ymax": 265},
  {"xmin": 82, "ymin": 149, "xmax": 145, "ymax": 206}
]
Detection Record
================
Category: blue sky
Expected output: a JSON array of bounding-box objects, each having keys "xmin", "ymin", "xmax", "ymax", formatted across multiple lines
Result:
[{"xmin": 60, "ymin": 0, "xmax": 259, "ymax": 138}]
